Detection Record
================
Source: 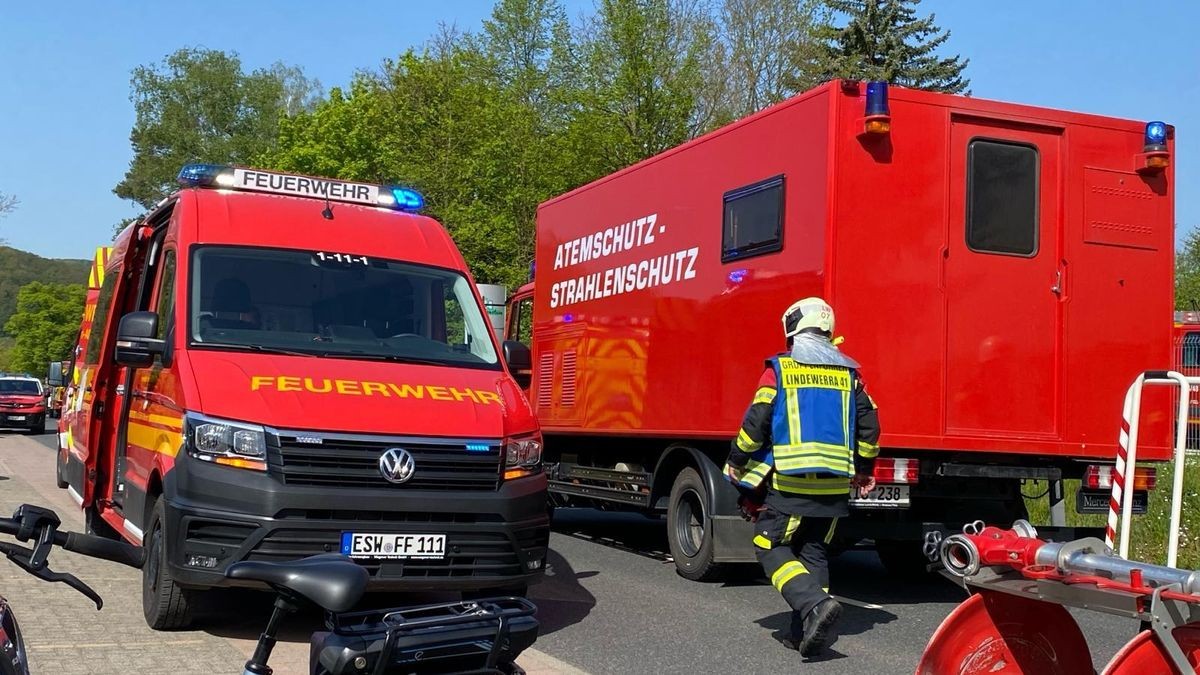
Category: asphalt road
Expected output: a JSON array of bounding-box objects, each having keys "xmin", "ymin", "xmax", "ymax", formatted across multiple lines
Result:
[{"xmin": 7, "ymin": 418, "xmax": 1149, "ymax": 674}]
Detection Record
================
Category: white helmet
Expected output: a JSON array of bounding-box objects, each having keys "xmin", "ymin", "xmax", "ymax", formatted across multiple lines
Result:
[{"xmin": 782, "ymin": 297, "xmax": 834, "ymax": 338}]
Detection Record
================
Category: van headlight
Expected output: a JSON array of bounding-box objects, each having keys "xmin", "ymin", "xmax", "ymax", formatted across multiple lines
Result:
[
  {"xmin": 503, "ymin": 433, "xmax": 543, "ymax": 480},
  {"xmin": 184, "ymin": 412, "xmax": 267, "ymax": 471}
]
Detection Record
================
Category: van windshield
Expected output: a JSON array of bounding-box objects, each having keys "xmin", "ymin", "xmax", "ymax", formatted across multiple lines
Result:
[
  {"xmin": 190, "ymin": 246, "xmax": 500, "ymax": 369},
  {"xmin": 0, "ymin": 379, "xmax": 42, "ymax": 395}
]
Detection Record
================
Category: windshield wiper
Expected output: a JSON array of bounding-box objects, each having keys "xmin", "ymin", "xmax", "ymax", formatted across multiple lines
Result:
[
  {"xmin": 317, "ymin": 351, "xmax": 448, "ymax": 367},
  {"xmin": 202, "ymin": 343, "xmax": 320, "ymax": 358}
]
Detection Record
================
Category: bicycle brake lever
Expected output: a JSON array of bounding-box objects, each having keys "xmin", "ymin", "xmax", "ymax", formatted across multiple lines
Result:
[{"xmin": 0, "ymin": 542, "xmax": 104, "ymax": 610}]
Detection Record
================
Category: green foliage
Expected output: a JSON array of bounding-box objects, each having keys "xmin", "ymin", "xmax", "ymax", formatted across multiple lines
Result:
[
  {"xmin": 0, "ymin": 337, "xmax": 13, "ymax": 372},
  {"xmin": 0, "ymin": 246, "xmax": 90, "ymax": 336},
  {"xmin": 1177, "ymin": 229, "xmax": 1200, "ymax": 310},
  {"xmin": 116, "ymin": 47, "xmax": 322, "ymax": 209},
  {"xmin": 3, "ymin": 282, "xmax": 85, "ymax": 376},
  {"xmin": 813, "ymin": 0, "xmax": 969, "ymax": 93}
]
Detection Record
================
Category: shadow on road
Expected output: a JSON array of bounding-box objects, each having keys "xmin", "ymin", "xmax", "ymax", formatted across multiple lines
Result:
[
  {"xmin": 528, "ymin": 548, "xmax": 597, "ymax": 636},
  {"xmin": 550, "ymin": 508, "xmax": 670, "ymax": 560}
]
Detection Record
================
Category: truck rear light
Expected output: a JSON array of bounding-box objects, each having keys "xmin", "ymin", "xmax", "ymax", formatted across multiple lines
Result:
[
  {"xmin": 1084, "ymin": 465, "xmax": 1156, "ymax": 491},
  {"xmin": 873, "ymin": 458, "xmax": 918, "ymax": 484}
]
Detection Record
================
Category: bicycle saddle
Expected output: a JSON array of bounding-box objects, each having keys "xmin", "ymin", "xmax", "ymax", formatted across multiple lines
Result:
[{"xmin": 226, "ymin": 554, "xmax": 368, "ymax": 612}]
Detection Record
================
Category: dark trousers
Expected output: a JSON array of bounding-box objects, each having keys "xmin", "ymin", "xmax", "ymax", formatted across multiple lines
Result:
[{"xmin": 754, "ymin": 506, "xmax": 838, "ymax": 619}]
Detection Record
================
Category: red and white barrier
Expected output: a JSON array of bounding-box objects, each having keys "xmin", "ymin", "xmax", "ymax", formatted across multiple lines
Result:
[{"xmin": 1108, "ymin": 371, "xmax": 1191, "ymax": 566}]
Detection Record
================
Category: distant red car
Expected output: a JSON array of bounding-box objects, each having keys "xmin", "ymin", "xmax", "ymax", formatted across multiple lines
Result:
[{"xmin": 0, "ymin": 375, "xmax": 46, "ymax": 433}]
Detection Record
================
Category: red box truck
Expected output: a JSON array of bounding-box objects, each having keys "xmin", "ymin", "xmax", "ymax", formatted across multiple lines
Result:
[{"xmin": 504, "ymin": 80, "xmax": 1175, "ymax": 578}]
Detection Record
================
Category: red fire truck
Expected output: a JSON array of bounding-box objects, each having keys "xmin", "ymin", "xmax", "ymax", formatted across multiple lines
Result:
[
  {"xmin": 504, "ymin": 80, "xmax": 1174, "ymax": 578},
  {"xmin": 57, "ymin": 166, "xmax": 549, "ymax": 629}
]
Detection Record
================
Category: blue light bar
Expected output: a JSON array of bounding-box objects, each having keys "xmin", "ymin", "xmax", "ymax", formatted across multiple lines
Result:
[
  {"xmin": 466, "ymin": 442, "xmax": 491, "ymax": 453},
  {"xmin": 177, "ymin": 163, "xmax": 232, "ymax": 187},
  {"xmin": 1145, "ymin": 121, "xmax": 1168, "ymax": 149},
  {"xmin": 390, "ymin": 187, "xmax": 425, "ymax": 211},
  {"xmin": 865, "ymin": 81, "xmax": 890, "ymax": 117}
]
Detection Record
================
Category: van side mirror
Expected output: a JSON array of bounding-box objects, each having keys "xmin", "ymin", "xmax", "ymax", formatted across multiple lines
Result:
[
  {"xmin": 115, "ymin": 311, "xmax": 164, "ymax": 369},
  {"xmin": 503, "ymin": 340, "xmax": 532, "ymax": 389},
  {"xmin": 46, "ymin": 362, "xmax": 64, "ymax": 387}
]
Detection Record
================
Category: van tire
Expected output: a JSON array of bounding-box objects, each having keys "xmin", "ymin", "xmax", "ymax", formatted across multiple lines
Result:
[
  {"xmin": 667, "ymin": 467, "xmax": 724, "ymax": 581},
  {"xmin": 142, "ymin": 499, "xmax": 193, "ymax": 630},
  {"xmin": 54, "ymin": 449, "xmax": 68, "ymax": 490}
]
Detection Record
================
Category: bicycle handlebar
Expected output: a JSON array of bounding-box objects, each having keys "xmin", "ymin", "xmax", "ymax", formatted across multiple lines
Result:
[
  {"xmin": 63, "ymin": 532, "xmax": 145, "ymax": 568},
  {"xmin": 0, "ymin": 510, "xmax": 144, "ymax": 569}
]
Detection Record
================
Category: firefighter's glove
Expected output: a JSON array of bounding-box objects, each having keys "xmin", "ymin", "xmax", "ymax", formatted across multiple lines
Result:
[
  {"xmin": 850, "ymin": 473, "xmax": 877, "ymax": 498},
  {"xmin": 737, "ymin": 494, "xmax": 765, "ymax": 523}
]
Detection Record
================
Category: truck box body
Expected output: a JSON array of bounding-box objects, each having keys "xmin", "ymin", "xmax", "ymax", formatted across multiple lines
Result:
[{"xmin": 528, "ymin": 81, "xmax": 1174, "ymax": 462}]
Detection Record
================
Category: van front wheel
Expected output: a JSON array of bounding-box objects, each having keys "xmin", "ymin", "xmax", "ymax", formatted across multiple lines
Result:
[
  {"xmin": 667, "ymin": 467, "xmax": 724, "ymax": 581},
  {"xmin": 142, "ymin": 499, "xmax": 194, "ymax": 630}
]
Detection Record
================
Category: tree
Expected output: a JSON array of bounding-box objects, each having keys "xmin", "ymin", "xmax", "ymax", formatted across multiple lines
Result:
[
  {"xmin": 812, "ymin": 0, "xmax": 969, "ymax": 94},
  {"xmin": 0, "ymin": 192, "xmax": 15, "ymax": 216},
  {"xmin": 3, "ymin": 282, "xmax": 85, "ymax": 375},
  {"xmin": 714, "ymin": 0, "xmax": 827, "ymax": 119},
  {"xmin": 115, "ymin": 48, "xmax": 321, "ymax": 209},
  {"xmin": 1177, "ymin": 229, "xmax": 1200, "ymax": 310},
  {"xmin": 570, "ymin": 0, "xmax": 716, "ymax": 172}
]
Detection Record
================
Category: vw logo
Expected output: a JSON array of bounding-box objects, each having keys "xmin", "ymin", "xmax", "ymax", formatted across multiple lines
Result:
[{"xmin": 378, "ymin": 448, "xmax": 416, "ymax": 484}]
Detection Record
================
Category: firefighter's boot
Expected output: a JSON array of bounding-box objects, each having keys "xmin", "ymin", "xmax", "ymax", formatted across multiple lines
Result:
[{"xmin": 799, "ymin": 597, "xmax": 842, "ymax": 656}]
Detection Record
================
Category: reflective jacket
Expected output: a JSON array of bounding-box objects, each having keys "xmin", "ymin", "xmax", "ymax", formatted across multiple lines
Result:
[{"xmin": 725, "ymin": 356, "xmax": 880, "ymax": 499}]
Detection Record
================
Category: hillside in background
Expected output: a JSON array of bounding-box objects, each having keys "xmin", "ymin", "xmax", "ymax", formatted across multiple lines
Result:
[{"xmin": 0, "ymin": 246, "xmax": 90, "ymax": 334}]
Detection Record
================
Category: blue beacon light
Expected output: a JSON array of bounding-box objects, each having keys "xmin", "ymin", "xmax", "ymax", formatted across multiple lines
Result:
[
  {"xmin": 390, "ymin": 187, "xmax": 425, "ymax": 211},
  {"xmin": 1142, "ymin": 121, "xmax": 1170, "ymax": 171},
  {"xmin": 1145, "ymin": 121, "xmax": 1168, "ymax": 150},
  {"xmin": 863, "ymin": 81, "xmax": 891, "ymax": 134}
]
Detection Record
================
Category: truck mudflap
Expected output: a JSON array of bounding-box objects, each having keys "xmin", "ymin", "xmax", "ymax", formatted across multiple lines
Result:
[{"xmin": 162, "ymin": 454, "xmax": 550, "ymax": 592}]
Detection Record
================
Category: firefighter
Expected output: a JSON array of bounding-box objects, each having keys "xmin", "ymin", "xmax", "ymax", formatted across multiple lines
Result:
[{"xmin": 724, "ymin": 297, "xmax": 880, "ymax": 656}]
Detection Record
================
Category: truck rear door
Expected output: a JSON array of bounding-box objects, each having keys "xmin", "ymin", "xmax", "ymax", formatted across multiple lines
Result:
[{"xmin": 944, "ymin": 117, "xmax": 1062, "ymax": 438}]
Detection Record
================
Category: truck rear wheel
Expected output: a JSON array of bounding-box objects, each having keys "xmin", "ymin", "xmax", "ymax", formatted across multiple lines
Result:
[
  {"xmin": 142, "ymin": 499, "xmax": 194, "ymax": 630},
  {"xmin": 667, "ymin": 467, "xmax": 724, "ymax": 581}
]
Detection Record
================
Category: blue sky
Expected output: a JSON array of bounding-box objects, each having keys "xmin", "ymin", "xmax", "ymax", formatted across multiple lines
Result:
[{"xmin": 0, "ymin": 1, "xmax": 1196, "ymax": 260}]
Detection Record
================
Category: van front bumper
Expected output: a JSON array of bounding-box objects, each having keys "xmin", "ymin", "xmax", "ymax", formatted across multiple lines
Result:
[{"xmin": 162, "ymin": 454, "xmax": 550, "ymax": 592}]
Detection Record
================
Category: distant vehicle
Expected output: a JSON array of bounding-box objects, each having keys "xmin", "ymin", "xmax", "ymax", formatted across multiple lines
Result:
[
  {"xmin": 0, "ymin": 374, "xmax": 46, "ymax": 433},
  {"xmin": 507, "ymin": 79, "xmax": 1174, "ymax": 578},
  {"xmin": 45, "ymin": 361, "xmax": 68, "ymax": 418}
]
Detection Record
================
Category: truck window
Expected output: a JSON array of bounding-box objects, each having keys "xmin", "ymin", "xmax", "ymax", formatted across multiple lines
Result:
[
  {"xmin": 84, "ymin": 269, "xmax": 119, "ymax": 364},
  {"xmin": 722, "ymin": 175, "xmax": 784, "ymax": 262},
  {"xmin": 154, "ymin": 250, "xmax": 176, "ymax": 338},
  {"xmin": 967, "ymin": 139, "xmax": 1039, "ymax": 256},
  {"xmin": 509, "ymin": 297, "xmax": 533, "ymax": 345},
  {"xmin": 189, "ymin": 246, "xmax": 500, "ymax": 369}
]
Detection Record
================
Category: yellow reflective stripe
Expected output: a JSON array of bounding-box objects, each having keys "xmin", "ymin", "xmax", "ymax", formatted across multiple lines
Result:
[
  {"xmin": 752, "ymin": 386, "xmax": 776, "ymax": 406},
  {"xmin": 773, "ymin": 474, "xmax": 850, "ymax": 495},
  {"xmin": 824, "ymin": 517, "xmax": 839, "ymax": 544},
  {"xmin": 867, "ymin": 393, "xmax": 878, "ymax": 410},
  {"xmin": 842, "ymin": 389, "xmax": 852, "ymax": 449},
  {"xmin": 736, "ymin": 428, "xmax": 762, "ymax": 452},
  {"xmin": 784, "ymin": 515, "xmax": 802, "ymax": 541},
  {"xmin": 771, "ymin": 561, "xmax": 808, "ymax": 590},
  {"xmin": 821, "ymin": 586, "xmax": 830, "ymax": 593},
  {"xmin": 786, "ymin": 377, "xmax": 801, "ymax": 448},
  {"xmin": 775, "ymin": 452, "xmax": 852, "ymax": 474},
  {"xmin": 754, "ymin": 535, "xmax": 774, "ymax": 549},
  {"xmin": 857, "ymin": 441, "xmax": 880, "ymax": 459}
]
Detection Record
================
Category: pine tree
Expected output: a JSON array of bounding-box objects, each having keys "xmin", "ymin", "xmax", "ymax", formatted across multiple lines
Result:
[{"xmin": 813, "ymin": 0, "xmax": 969, "ymax": 94}]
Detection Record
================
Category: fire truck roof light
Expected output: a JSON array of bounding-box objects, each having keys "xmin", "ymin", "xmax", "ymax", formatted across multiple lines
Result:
[
  {"xmin": 175, "ymin": 164, "xmax": 425, "ymax": 212},
  {"xmin": 1145, "ymin": 121, "xmax": 1168, "ymax": 147},
  {"xmin": 865, "ymin": 81, "xmax": 890, "ymax": 117}
]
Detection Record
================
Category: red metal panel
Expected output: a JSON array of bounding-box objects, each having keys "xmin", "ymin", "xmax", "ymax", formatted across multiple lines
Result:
[
  {"xmin": 943, "ymin": 117, "xmax": 1062, "ymax": 438},
  {"xmin": 532, "ymin": 87, "xmax": 832, "ymax": 436}
]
